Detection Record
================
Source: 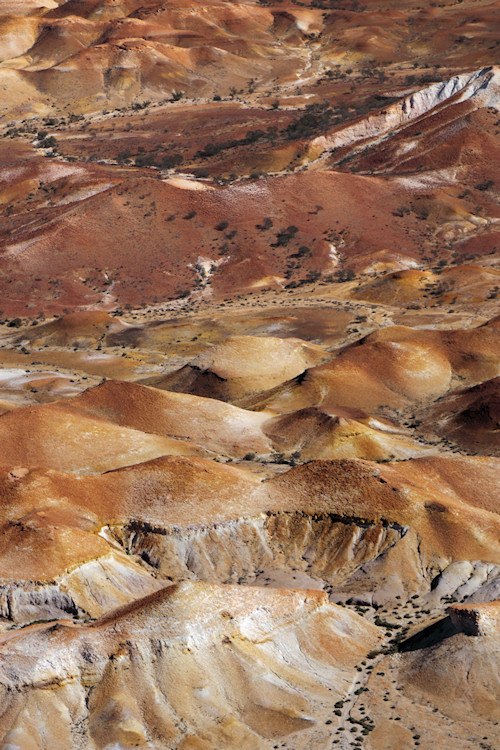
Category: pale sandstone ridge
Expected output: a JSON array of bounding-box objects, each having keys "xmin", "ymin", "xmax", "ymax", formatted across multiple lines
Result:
[
  {"xmin": 0, "ymin": 583, "xmax": 382, "ymax": 749},
  {"xmin": 308, "ymin": 66, "xmax": 500, "ymax": 164},
  {"xmin": 0, "ymin": 549, "xmax": 165, "ymax": 624}
]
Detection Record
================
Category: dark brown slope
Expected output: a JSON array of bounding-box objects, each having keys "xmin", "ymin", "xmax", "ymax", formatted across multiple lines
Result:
[
  {"xmin": 0, "ymin": 160, "xmax": 430, "ymax": 316},
  {"xmin": 427, "ymin": 376, "xmax": 500, "ymax": 455}
]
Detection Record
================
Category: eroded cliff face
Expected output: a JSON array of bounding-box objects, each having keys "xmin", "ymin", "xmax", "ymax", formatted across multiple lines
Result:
[
  {"xmin": 0, "ymin": 550, "xmax": 164, "ymax": 624},
  {"xmin": 1, "ymin": 450, "xmax": 499, "ymax": 627},
  {"xmin": 115, "ymin": 512, "xmax": 407, "ymax": 588},
  {"xmin": 0, "ymin": 370, "xmax": 499, "ymax": 747},
  {"xmin": 309, "ymin": 66, "xmax": 500, "ymax": 163}
]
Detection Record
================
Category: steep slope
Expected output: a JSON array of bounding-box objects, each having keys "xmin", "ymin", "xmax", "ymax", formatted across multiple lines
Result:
[
  {"xmin": 60, "ymin": 378, "xmax": 273, "ymax": 457},
  {"xmin": 0, "ymin": 163, "xmax": 431, "ymax": 316},
  {"xmin": 263, "ymin": 406, "xmax": 433, "ymax": 461},
  {"xmin": 426, "ymin": 376, "xmax": 500, "ymax": 455},
  {"xmin": 354, "ymin": 602, "xmax": 500, "ymax": 749},
  {"xmin": 0, "ymin": 454, "xmax": 498, "ymax": 628}
]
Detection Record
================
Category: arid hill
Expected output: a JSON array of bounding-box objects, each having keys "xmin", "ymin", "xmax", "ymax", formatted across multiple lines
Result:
[
  {"xmin": 1, "ymin": 0, "xmax": 500, "ymax": 747},
  {"xmin": 0, "ymin": 0, "xmax": 499, "ymax": 315},
  {"xmin": 426, "ymin": 376, "xmax": 500, "ymax": 455},
  {"xmin": 251, "ymin": 318, "xmax": 500, "ymax": 416},
  {"xmin": 0, "ymin": 453, "xmax": 498, "ymax": 624},
  {"xmin": 0, "ymin": 584, "xmax": 382, "ymax": 749}
]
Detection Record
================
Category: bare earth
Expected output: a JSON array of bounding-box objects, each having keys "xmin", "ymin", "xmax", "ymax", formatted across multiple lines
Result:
[{"xmin": 0, "ymin": 1, "xmax": 499, "ymax": 748}]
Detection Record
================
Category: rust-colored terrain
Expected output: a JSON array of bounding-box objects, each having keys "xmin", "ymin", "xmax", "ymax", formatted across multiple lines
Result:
[{"xmin": 0, "ymin": 0, "xmax": 499, "ymax": 748}]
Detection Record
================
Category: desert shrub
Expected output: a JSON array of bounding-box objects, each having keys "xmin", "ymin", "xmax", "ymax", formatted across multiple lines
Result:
[
  {"xmin": 335, "ymin": 268, "xmax": 355, "ymax": 281},
  {"xmin": 475, "ymin": 179, "xmax": 494, "ymax": 191},
  {"xmin": 193, "ymin": 167, "xmax": 209, "ymax": 178},
  {"xmin": 134, "ymin": 153, "xmax": 157, "ymax": 167},
  {"xmin": 286, "ymin": 103, "xmax": 335, "ymax": 139},
  {"xmin": 160, "ymin": 153, "xmax": 183, "ymax": 169},
  {"xmin": 39, "ymin": 136, "xmax": 57, "ymax": 149},
  {"xmin": 117, "ymin": 150, "xmax": 131, "ymax": 163},
  {"xmin": 272, "ymin": 225, "xmax": 299, "ymax": 247},
  {"xmin": 256, "ymin": 217, "xmax": 273, "ymax": 231}
]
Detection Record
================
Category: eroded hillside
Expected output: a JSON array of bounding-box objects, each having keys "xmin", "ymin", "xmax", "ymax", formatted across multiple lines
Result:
[{"xmin": 0, "ymin": 1, "xmax": 499, "ymax": 749}]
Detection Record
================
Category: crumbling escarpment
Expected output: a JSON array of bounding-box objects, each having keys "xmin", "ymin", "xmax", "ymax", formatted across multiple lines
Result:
[
  {"xmin": 0, "ymin": 454, "xmax": 499, "ymax": 629},
  {"xmin": 111, "ymin": 511, "xmax": 408, "ymax": 589},
  {"xmin": 0, "ymin": 550, "xmax": 164, "ymax": 626}
]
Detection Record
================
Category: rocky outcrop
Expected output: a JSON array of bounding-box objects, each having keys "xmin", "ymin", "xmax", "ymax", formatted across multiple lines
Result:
[
  {"xmin": 448, "ymin": 600, "xmax": 500, "ymax": 636},
  {"xmin": 113, "ymin": 511, "xmax": 407, "ymax": 588},
  {"xmin": 309, "ymin": 67, "xmax": 500, "ymax": 162},
  {"xmin": 0, "ymin": 551, "xmax": 163, "ymax": 626}
]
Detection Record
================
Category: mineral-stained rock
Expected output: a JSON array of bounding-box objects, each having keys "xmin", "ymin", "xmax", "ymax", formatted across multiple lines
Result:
[{"xmin": 1, "ymin": 0, "xmax": 500, "ymax": 745}]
